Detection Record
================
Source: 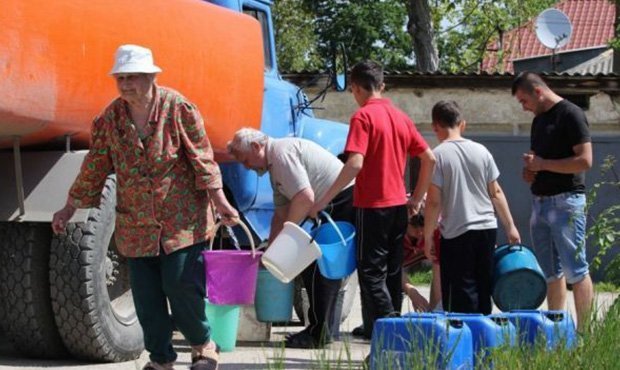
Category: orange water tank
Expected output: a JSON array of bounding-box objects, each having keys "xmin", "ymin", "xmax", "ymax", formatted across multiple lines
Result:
[{"xmin": 0, "ymin": 0, "xmax": 264, "ymax": 152}]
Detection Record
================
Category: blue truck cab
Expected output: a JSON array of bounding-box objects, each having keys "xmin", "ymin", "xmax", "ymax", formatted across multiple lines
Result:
[{"xmin": 209, "ymin": 0, "xmax": 350, "ymax": 241}]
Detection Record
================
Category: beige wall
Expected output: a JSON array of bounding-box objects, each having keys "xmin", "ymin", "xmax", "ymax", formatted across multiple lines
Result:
[{"xmin": 307, "ymin": 87, "xmax": 620, "ymax": 136}]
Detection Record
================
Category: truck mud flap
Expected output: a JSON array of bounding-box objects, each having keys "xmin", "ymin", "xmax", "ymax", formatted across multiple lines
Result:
[
  {"xmin": 0, "ymin": 222, "xmax": 68, "ymax": 358},
  {"xmin": 50, "ymin": 175, "xmax": 144, "ymax": 362}
]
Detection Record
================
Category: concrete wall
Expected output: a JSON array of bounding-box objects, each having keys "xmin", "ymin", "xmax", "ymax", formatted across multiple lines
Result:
[{"xmin": 309, "ymin": 87, "xmax": 620, "ymax": 136}]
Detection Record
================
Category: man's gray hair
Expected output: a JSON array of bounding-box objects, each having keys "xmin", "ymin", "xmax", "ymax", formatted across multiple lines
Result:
[{"xmin": 227, "ymin": 128, "xmax": 268, "ymax": 154}]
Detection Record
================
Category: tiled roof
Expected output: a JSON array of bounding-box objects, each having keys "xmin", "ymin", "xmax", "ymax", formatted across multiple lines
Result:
[{"xmin": 482, "ymin": 0, "xmax": 616, "ymax": 73}]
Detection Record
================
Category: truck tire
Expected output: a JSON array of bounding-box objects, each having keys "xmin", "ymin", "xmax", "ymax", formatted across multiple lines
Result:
[
  {"xmin": 0, "ymin": 222, "xmax": 68, "ymax": 358},
  {"xmin": 293, "ymin": 271, "xmax": 359, "ymax": 326},
  {"xmin": 49, "ymin": 175, "xmax": 144, "ymax": 362}
]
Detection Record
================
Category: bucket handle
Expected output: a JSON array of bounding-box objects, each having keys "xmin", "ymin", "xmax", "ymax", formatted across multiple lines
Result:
[
  {"xmin": 302, "ymin": 217, "xmax": 321, "ymax": 245},
  {"xmin": 508, "ymin": 244, "xmax": 523, "ymax": 252},
  {"xmin": 208, "ymin": 219, "xmax": 257, "ymax": 258},
  {"xmin": 499, "ymin": 243, "xmax": 534, "ymax": 253},
  {"xmin": 301, "ymin": 216, "xmax": 321, "ymax": 229},
  {"xmin": 319, "ymin": 211, "xmax": 347, "ymax": 247}
]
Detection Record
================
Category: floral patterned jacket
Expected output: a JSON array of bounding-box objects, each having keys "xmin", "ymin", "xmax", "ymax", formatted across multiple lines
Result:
[{"xmin": 69, "ymin": 86, "xmax": 222, "ymax": 257}]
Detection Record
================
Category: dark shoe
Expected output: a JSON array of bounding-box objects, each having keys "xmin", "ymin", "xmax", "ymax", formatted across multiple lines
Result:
[
  {"xmin": 351, "ymin": 325, "xmax": 365, "ymax": 337},
  {"xmin": 352, "ymin": 325, "xmax": 371, "ymax": 340},
  {"xmin": 284, "ymin": 330, "xmax": 330, "ymax": 349}
]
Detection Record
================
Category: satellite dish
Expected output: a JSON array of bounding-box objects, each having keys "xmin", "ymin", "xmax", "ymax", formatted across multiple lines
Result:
[{"xmin": 535, "ymin": 9, "xmax": 572, "ymax": 49}]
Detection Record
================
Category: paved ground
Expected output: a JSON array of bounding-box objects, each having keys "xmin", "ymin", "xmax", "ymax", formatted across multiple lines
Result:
[{"xmin": 0, "ymin": 287, "xmax": 617, "ymax": 369}]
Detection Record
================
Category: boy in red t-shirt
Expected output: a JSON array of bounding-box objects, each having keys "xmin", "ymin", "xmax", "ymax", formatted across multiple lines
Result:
[{"xmin": 311, "ymin": 60, "xmax": 436, "ymax": 339}]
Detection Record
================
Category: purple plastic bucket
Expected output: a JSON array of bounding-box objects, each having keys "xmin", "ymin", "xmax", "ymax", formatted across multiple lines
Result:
[
  {"xmin": 203, "ymin": 250, "xmax": 263, "ymax": 305},
  {"xmin": 203, "ymin": 221, "xmax": 262, "ymax": 305}
]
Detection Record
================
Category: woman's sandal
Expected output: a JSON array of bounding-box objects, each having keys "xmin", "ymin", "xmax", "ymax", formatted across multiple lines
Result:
[
  {"xmin": 190, "ymin": 343, "xmax": 221, "ymax": 370},
  {"xmin": 142, "ymin": 361, "xmax": 174, "ymax": 370}
]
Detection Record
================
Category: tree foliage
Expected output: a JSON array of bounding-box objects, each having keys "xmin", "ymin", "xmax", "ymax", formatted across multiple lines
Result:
[
  {"xmin": 273, "ymin": 0, "xmax": 557, "ymax": 72},
  {"xmin": 309, "ymin": 0, "xmax": 413, "ymax": 70},
  {"xmin": 272, "ymin": 0, "xmax": 322, "ymax": 72},
  {"xmin": 274, "ymin": 0, "xmax": 412, "ymax": 72},
  {"xmin": 431, "ymin": 0, "xmax": 555, "ymax": 72},
  {"xmin": 610, "ymin": 0, "xmax": 620, "ymax": 51},
  {"xmin": 585, "ymin": 155, "xmax": 620, "ymax": 285}
]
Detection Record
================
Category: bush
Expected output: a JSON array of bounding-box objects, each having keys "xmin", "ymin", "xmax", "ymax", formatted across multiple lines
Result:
[{"xmin": 584, "ymin": 155, "xmax": 620, "ymax": 285}]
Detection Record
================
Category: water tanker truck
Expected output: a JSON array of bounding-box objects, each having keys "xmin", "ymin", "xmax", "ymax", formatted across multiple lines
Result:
[{"xmin": 0, "ymin": 0, "xmax": 355, "ymax": 361}]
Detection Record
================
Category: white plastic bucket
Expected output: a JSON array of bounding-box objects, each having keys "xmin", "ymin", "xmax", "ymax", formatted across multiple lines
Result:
[{"xmin": 261, "ymin": 221, "xmax": 322, "ymax": 283}]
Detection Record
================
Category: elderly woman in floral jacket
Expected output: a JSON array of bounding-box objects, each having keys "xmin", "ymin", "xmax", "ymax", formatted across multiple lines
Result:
[{"xmin": 52, "ymin": 44, "xmax": 237, "ymax": 370}]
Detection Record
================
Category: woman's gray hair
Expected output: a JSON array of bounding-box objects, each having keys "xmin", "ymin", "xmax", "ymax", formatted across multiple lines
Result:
[{"xmin": 227, "ymin": 128, "xmax": 268, "ymax": 155}]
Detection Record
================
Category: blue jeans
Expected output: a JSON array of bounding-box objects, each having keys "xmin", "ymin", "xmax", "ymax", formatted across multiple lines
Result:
[{"xmin": 530, "ymin": 192, "xmax": 589, "ymax": 284}]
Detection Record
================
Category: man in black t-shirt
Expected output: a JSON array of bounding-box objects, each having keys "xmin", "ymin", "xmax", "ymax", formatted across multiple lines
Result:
[{"xmin": 512, "ymin": 72, "xmax": 593, "ymax": 332}]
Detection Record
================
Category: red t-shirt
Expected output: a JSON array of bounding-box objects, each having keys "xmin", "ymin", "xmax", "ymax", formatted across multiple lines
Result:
[
  {"xmin": 345, "ymin": 98, "xmax": 428, "ymax": 208},
  {"xmin": 403, "ymin": 228, "xmax": 441, "ymax": 268},
  {"xmin": 403, "ymin": 229, "xmax": 441, "ymax": 267},
  {"xmin": 403, "ymin": 234, "xmax": 426, "ymax": 268}
]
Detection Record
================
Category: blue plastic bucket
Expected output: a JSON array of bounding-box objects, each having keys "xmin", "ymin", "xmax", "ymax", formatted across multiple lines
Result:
[
  {"xmin": 506, "ymin": 310, "xmax": 577, "ymax": 350},
  {"xmin": 370, "ymin": 315, "xmax": 473, "ymax": 370},
  {"xmin": 205, "ymin": 300, "xmax": 240, "ymax": 352},
  {"xmin": 493, "ymin": 244, "xmax": 547, "ymax": 311},
  {"xmin": 254, "ymin": 268, "xmax": 294, "ymax": 322},
  {"xmin": 312, "ymin": 212, "xmax": 356, "ymax": 279}
]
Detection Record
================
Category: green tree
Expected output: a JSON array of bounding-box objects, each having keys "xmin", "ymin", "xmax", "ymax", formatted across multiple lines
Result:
[
  {"xmin": 430, "ymin": 0, "xmax": 556, "ymax": 72},
  {"xmin": 273, "ymin": 0, "xmax": 322, "ymax": 72},
  {"xmin": 272, "ymin": 0, "xmax": 556, "ymax": 72},
  {"xmin": 311, "ymin": 0, "xmax": 413, "ymax": 69},
  {"xmin": 611, "ymin": 0, "xmax": 619, "ymax": 73},
  {"xmin": 407, "ymin": 0, "xmax": 439, "ymax": 72},
  {"xmin": 274, "ymin": 0, "xmax": 413, "ymax": 72}
]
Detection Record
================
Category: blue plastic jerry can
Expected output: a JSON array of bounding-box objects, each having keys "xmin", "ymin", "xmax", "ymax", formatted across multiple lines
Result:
[
  {"xmin": 370, "ymin": 315, "xmax": 474, "ymax": 370},
  {"xmin": 506, "ymin": 310, "xmax": 577, "ymax": 350}
]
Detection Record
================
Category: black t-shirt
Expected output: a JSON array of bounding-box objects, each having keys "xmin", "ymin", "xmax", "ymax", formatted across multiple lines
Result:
[{"xmin": 530, "ymin": 99, "xmax": 591, "ymax": 196}]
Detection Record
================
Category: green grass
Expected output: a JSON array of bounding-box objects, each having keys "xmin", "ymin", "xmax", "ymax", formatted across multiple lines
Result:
[
  {"xmin": 487, "ymin": 299, "xmax": 620, "ymax": 370},
  {"xmin": 407, "ymin": 265, "xmax": 433, "ymax": 285},
  {"xmin": 594, "ymin": 281, "xmax": 620, "ymax": 293},
  {"xmin": 263, "ymin": 299, "xmax": 620, "ymax": 369},
  {"xmin": 262, "ymin": 336, "xmax": 364, "ymax": 370}
]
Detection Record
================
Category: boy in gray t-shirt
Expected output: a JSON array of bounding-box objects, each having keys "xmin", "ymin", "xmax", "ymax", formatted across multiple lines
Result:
[{"xmin": 423, "ymin": 101, "xmax": 520, "ymax": 314}]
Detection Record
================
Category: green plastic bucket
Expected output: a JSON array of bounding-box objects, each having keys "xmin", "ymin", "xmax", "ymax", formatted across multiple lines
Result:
[{"xmin": 205, "ymin": 300, "xmax": 240, "ymax": 352}]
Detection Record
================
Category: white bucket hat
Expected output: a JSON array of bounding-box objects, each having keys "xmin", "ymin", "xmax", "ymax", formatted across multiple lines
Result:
[{"xmin": 109, "ymin": 44, "xmax": 162, "ymax": 75}]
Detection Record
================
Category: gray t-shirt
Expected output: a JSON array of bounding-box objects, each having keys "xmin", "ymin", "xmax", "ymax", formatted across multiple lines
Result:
[
  {"xmin": 266, "ymin": 138, "xmax": 352, "ymax": 207},
  {"xmin": 432, "ymin": 139, "xmax": 499, "ymax": 239}
]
